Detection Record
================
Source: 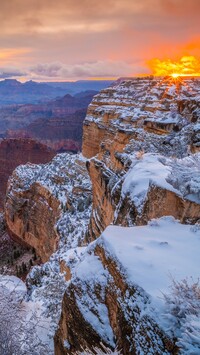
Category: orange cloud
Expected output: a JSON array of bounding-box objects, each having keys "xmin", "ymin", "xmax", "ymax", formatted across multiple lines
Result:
[
  {"xmin": 147, "ymin": 56, "xmax": 200, "ymax": 77},
  {"xmin": 0, "ymin": 48, "xmax": 31, "ymax": 65}
]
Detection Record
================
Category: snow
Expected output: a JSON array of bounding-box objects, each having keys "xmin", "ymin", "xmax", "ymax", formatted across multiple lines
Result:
[
  {"xmin": 73, "ymin": 253, "xmax": 115, "ymax": 347},
  {"xmin": 85, "ymin": 77, "xmax": 200, "ymax": 160},
  {"xmin": 8, "ymin": 152, "xmax": 92, "ymax": 250},
  {"xmin": 0, "ymin": 274, "xmax": 26, "ymax": 294},
  {"xmin": 4, "ymin": 152, "xmax": 92, "ymax": 353},
  {"xmin": 0, "ymin": 275, "xmax": 53, "ymax": 353},
  {"xmin": 121, "ymin": 152, "xmax": 200, "ymax": 213},
  {"xmin": 67, "ymin": 216, "xmax": 200, "ymax": 353},
  {"xmin": 99, "ymin": 217, "xmax": 200, "ymax": 299},
  {"xmin": 122, "ymin": 154, "xmax": 177, "ymax": 212},
  {"xmin": 1, "ymin": 76, "xmax": 200, "ymax": 353}
]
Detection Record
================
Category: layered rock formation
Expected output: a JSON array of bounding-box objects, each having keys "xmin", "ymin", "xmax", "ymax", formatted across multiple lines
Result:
[
  {"xmin": 5, "ymin": 181, "xmax": 60, "ymax": 263},
  {"xmin": 55, "ymin": 217, "xmax": 200, "ymax": 354},
  {"xmin": 1, "ymin": 91, "xmax": 98, "ymax": 152},
  {"xmin": 83, "ymin": 77, "xmax": 200, "ymax": 159},
  {"xmin": 3, "ymin": 77, "xmax": 200, "ymax": 354},
  {"xmin": 0, "ymin": 138, "xmax": 55, "ymax": 210},
  {"xmin": 5, "ymin": 153, "xmax": 91, "ymax": 262},
  {"xmin": 88, "ymin": 155, "xmax": 200, "ymax": 240},
  {"xmin": 82, "ymin": 77, "xmax": 200, "ymax": 240},
  {"xmin": 52, "ymin": 77, "xmax": 200, "ymax": 354}
]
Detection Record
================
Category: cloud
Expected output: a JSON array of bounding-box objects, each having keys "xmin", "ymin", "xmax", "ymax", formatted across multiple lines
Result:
[
  {"xmin": 147, "ymin": 56, "xmax": 200, "ymax": 76},
  {"xmin": 0, "ymin": 68, "xmax": 25, "ymax": 79},
  {"xmin": 0, "ymin": 0, "xmax": 199, "ymax": 36},
  {"xmin": 30, "ymin": 61, "xmax": 134, "ymax": 79},
  {"xmin": 0, "ymin": 0, "xmax": 199, "ymax": 79}
]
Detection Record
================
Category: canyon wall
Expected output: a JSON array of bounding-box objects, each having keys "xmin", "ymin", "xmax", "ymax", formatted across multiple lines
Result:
[
  {"xmin": 55, "ymin": 237, "xmax": 176, "ymax": 355},
  {"xmin": 5, "ymin": 153, "xmax": 91, "ymax": 262},
  {"xmin": 82, "ymin": 77, "xmax": 200, "ymax": 240},
  {"xmin": 0, "ymin": 138, "xmax": 55, "ymax": 210},
  {"xmin": 54, "ymin": 77, "xmax": 200, "ymax": 353},
  {"xmin": 5, "ymin": 181, "xmax": 60, "ymax": 262},
  {"xmin": 4, "ymin": 77, "xmax": 200, "ymax": 353}
]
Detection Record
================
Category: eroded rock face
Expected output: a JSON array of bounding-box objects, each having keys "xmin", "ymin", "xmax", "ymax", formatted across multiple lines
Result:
[
  {"xmin": 0, "ymin": 138, "xmax": 55, "ymax": 210},
  {"xmin": 5, "ymin": 153, "xmax": 92, "ymax": 262},
  {"xmin": 82, "ymin": 77, "xmax": 200, "ymax": 160},
  {"xmin": 5, "ymin": 78, "xmax": 200, "ymax": 353},
  {"xmin": 82, "ymin": 77, "xmax": 200, "ymax": 240},
  {"xmin": 6, "ymin": 182, "xmax": 60, "ymax": 263},
  {"xmin": 86, "ymin": 152, "xmax": 200, "ymax": 240},
  {"xmin": 54, "ymin": 224, "xmax": 181, "ymax": 354},
  {"xmin": 86, "ymin": 158, "xmax": 116, "ymax": 241}
]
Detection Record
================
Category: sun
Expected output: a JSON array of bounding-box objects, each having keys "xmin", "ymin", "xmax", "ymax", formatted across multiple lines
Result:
[
  {"xmin": 147, "ymin": 56, "xmax": 200, "ymax": 77},
  {"xmin": 171, "ymin": 73, "xmax": 180, "ymax": 78}
]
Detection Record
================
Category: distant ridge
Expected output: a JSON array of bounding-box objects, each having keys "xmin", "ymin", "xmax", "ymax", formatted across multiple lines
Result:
[{"xmin": 0, "ymin": 79, "xmax": 113, "ymax": 105}]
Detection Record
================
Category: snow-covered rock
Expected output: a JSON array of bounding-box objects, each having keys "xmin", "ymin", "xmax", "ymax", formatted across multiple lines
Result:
[
  {"xmin": 5, "ymin": 153, "xmax": 92, "ymax": 261},
  {"xmin": 55, "ymin": 216, "xmax": 200, "ymax": 354}
]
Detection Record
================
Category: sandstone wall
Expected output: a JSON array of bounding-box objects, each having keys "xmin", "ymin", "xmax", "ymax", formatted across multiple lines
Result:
[
  {"xmin": 0, "ymin": 138, "xmax": 55, "ymax": 210},
  {"xmin": 5, "ymin": 181, "xmax": 60, "ymax": 262},
  {"xmin": 54, "ymin": 243, "xmax": 176, "ymax": 354},
  {"xmin": 82, "ymin": 78, "xmax": 200, "ymax": 240}
]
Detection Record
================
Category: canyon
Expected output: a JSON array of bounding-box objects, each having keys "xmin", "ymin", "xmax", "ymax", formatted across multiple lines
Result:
[
  {"xmin": 0, "ymin": 88, "xmax": 99, "ymax": 209},
  {"xmin": 1, "ymin": 91, "xmax": 98, "ymax": 152},
  {"xmin": 0, "ymin": 79, "xmax": 112, "ymax": 106},
  {"xmin": 1, "ymin": 77, "xmax": 200, "ymax": 354}
]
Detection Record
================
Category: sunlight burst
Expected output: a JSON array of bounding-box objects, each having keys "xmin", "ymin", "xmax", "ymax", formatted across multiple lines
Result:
[{"xmin": 147, "ymin": 56, "xmax": 200, "ymax": 78}]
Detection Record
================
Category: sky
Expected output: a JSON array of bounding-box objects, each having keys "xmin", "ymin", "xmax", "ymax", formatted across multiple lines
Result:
[{"xmin": 0, "ymin": 0, "xmax": 199, "ymax": 81}]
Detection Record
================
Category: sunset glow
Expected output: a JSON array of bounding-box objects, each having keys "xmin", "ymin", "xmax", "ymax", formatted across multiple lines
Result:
[
  {"xmin": 0, "ymin": 1, "xmax": 199, "ymax": 80},
  {"xmin": 171, "ymin": 73, "xmax": 180, "ymax": 78},
  {"xmin": 148, "ymin": 56, "xmax": 200, "ymax": 78}
]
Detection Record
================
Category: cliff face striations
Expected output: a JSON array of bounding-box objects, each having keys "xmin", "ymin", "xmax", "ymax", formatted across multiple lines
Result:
[
  {"xmin": 5, "ymin": 153, "xmax": 92, "ymax": 262},
  {"xmin": 5, "ymin": 180, "xmax": 60, "ymax": 263},
  {"xmin": 82, "ymin": 77, "xmax": 200, "ymax": 240},
  {"xmin": 82, "ymin": 77, "xmax": 200, "ymax": 159},
  {"xmin": 3, "ymin": 77, "xmax": 200, "ymax": 354},
  {"xmin": 53, "ymin": 77, "xmax": 200, "ymax": 353}
]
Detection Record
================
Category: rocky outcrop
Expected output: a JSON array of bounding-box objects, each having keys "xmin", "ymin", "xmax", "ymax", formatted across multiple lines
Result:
[
  {"xmin": 5, "ymin": 182, "xmax": 60, "ymax": 263},
  {"xmin": 55, "ymin": 217, "xmax": 197, "ymax": 354},
  {"xmin": 4, "ymin": 77, "xmax": 200, "ymax": 353},
  {"xmin": 86, "ymin": 158, "xmax": 116, "ymax": 241},
  {"xmin": 82, "ymin": 77, "xmax": 200, "ymax": 160},
  {"xmin": 0, "ymin": 138, "xmax": 55, "ymax": 209},
  {"xmin": 5, "ymin": 153, "xmax": 92, "ymax": 262},
  {"xmin": 86, "ymin": 153, "xmax": 200, "ymax": 240},
  {"xmin": 82, "ymin": 77, "xmax": 200, "ymax": 240}
]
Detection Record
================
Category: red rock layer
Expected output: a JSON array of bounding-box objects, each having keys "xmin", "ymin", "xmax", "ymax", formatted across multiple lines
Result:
[{"xmin": 0, "ymin": 138, "xmax": 55, "ymax": 209}]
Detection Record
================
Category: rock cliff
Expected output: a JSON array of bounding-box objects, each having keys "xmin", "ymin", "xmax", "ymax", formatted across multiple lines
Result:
[
  {"xmin": 53, "ymin": 77, "xmax": 200, "ymax": 353},
  {"xmin": 5, "ymin": 153, "xmax": 92, "ymax": 262},
  {"xmin": 0, "ymin": 138, "xmax": 55, "ymax": 209},
  {"xmin": 3, "ymin": 77, "xmax": 200, "ymax": 354},
  {"xmin": 82, "ymin": 77, "xmax": 200, "ymax": 240},
  {"xmin": 82, "ymin": 77, "xmax": 200, "ymax": 160},
  {"xmin": 55, "ymin": 217, "xmax": 200, "ymax": 354}
]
